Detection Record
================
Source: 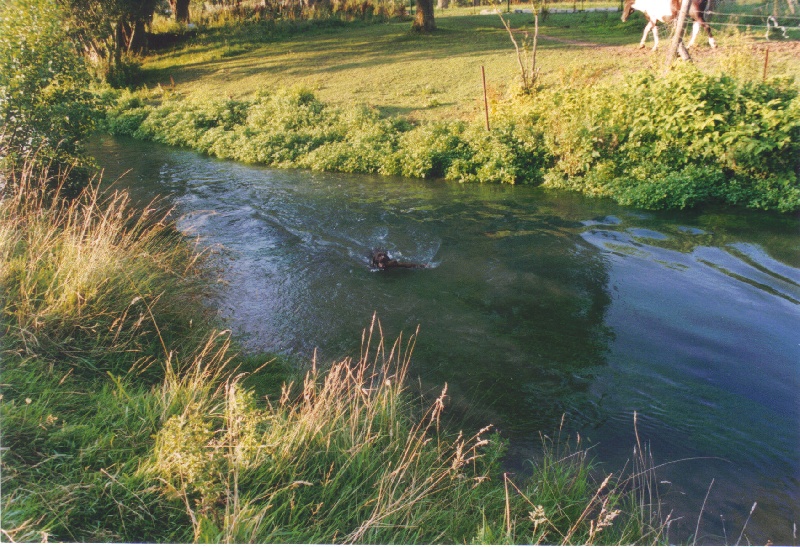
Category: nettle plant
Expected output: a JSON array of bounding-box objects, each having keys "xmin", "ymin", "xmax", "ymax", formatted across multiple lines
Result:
[{"xmin": 537, "ymin": 65, "xmax": 800, "ymax": 211}]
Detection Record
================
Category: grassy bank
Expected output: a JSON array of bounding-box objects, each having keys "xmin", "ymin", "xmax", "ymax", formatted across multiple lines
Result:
[
  {"xmin": 0, "ymin": 162, "xmax": 667, "ymax": 543},
  {"xmin": 104, "ymin": 62, "xmax": 800, "ymax": 211},
  {"xmin": 1, "ymin": 1, "xmax": 796, "ymax": 541}
]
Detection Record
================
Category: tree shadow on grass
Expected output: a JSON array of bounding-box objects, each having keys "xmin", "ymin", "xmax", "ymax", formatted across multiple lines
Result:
[{"xmin": 139, "ymin": 16, "xmax": 533, "ymax": 86}]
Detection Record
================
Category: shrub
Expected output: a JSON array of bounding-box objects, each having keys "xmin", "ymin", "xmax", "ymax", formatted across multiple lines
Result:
[
  {"xmin": 303, "ymin": 105, "xmax": 402, "ymax": 173},
  {"xmin": 0, "ymin": 0, "xmax": 98, "ymax": 195},
  {"xmin": 537, "ymin": 65, "xmax": 800, "ymax": 211},
  {"xmin": 387, "ymin": 121, "xmax": 469, "ymax": 178}
]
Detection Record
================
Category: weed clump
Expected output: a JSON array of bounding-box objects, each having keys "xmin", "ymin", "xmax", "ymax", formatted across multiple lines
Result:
[{"xmin": 0, "ymin": 161, "xmax": 211, "ymax": 379}]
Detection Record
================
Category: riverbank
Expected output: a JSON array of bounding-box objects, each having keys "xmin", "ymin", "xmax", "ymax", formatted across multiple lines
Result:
[
  {"xmin": 0, "ymin": 161, "xmax": 666, "ymax": 543},
  {"xmin": 2, "ymin": 1, "xmax": 797, "ymax": 541},
  {"xmin": 104, "ymin": 62, "xmax": 800, "ymax": 212}
]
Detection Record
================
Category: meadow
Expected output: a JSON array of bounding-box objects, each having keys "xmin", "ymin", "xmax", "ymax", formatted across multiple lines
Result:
[{"xmin": 139, "ymin": 5, "xmax": 800, "ymax": 120}]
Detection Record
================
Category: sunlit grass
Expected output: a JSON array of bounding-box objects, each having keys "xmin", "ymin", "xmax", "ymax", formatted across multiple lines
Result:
[
  {"xmin": 0, "ymin": 162, "xmax": 213, "ymax": 377},
  {"xmin": 138, "ymin": 7, "xmax": 800, "ymax": 121},
  {"xmin": 0, "ymin": 158, "xmax": 220, "ymax": 541},
  {"xmin": 137, "ymin": 10, "xmax": 647, "ymax": 120},
  {"xmin": 144, "ymin": 314, "xmax": 669, "ymax": 544}
]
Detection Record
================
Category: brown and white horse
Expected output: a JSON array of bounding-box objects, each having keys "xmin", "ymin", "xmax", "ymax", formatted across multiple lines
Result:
[{"xmin": 621, "ymin": 0, "xmax": 716, "ymax": 50}]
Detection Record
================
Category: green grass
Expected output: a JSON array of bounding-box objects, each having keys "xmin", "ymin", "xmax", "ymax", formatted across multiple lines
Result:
[
  {"xmin": 3, "ymin": 4, "xmax": 797, "ymax": 541},
  {"xmin": 139, "ymin": 11, "xmax": 645, "ymax": 120},
  {"xmin": 139, "ymin": 7, "xmax": 800, "ymax": 121}
]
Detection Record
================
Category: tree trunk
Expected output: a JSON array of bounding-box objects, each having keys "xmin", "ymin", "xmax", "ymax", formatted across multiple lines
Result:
[
  {"xmin": 412, "ymin": 0, "xmax": 436, "ymax": 31},
  {"xmin": 170, "ymin": 0, "xmax": 191, "ymax": 22},
  {"xmin": 129, "ymin": 19, "xmax": 148, "ymax": 53},
  {"xmin": 114, "ymin": 20, "xmax": 125, "ymax": 65}
]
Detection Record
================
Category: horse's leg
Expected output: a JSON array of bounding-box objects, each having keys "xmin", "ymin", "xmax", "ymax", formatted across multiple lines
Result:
[
  {"xmin": 687, "ymin": 20, "xmax": 701, "ymax": 46},
  {"xmin": 688, "ymin": 1, "xmax": 718, "ymax": 49},
  {"xmin": 640, "ymin": 21, "xmax": 654, "ymax": 48},
  {"xmin": 651, "ymin": 22, "xmax": 660, "ymax": 49},
  {"xmin": 688, "ymin": 18, "xmax": 716, "ymax": 47},
  {"xmin": 704, "ymin": 20, "xmax": 717, "ymax": 47}
]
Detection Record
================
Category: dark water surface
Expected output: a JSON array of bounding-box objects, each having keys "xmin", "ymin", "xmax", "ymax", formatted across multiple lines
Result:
[{"xmin": 92, "ymin": 136, "xmax": 799, "ymax": 544}]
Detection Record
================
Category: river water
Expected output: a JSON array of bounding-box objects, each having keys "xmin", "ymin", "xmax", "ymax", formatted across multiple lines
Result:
[{"xmin": 92, "ymin": 135, "xmax": 799, "ymax": 544}]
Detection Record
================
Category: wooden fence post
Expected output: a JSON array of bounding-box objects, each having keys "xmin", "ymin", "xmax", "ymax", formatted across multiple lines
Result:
[
  {"xmin": 664, "ymin": 0, "xmax": 692, "ymax": 72},
  {"xmin": 482, "ymin": 66, "xmax": 490, "ymax": 131}
]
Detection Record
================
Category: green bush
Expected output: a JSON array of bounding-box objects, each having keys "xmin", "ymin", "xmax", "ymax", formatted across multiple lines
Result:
[
  {"xmin": 388, "ymin": 121, "xmax": 469, "ymax": 178},
  {"xmin": 304, "ymin": 106, "xmax": 403, "ymax": 173},
  {"xmin": 537, "ymin": 65, "xmax": 800, "ymax": 212},
  {"xmin": 0, "ymin": 0, "xmax": 98, "ymax": 194}
]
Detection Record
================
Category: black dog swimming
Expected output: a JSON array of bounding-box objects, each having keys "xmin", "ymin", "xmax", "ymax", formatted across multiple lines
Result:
[{"xmin": 370, "ymin": 249, "xmax": 427, "ymax": 270}]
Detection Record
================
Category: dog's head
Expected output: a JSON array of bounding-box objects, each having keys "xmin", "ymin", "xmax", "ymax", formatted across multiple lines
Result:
[{"xmin": 370, "ymin": 249, "xmax": 390, "ymax": 269}]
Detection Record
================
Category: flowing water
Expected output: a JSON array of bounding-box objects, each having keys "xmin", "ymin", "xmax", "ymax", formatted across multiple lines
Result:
[{"xmin": 92, "ymin": 135, "xmax": 799, "ymax": 544}]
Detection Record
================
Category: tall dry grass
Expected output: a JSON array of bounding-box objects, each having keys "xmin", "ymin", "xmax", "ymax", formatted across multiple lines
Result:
[
  {"xmin": 147, "ymin": 317, "xmax": 501, "ymax": 543},
  {"xmin": 0, "ymin": 157, "xmax": 221, "ymax": 541},
  {"xmin": 145, "ymin": 315, "xmax": 671, "ymax": 544},
  {"xmin": 0, "ymin": 156, "xmax": 212, "ymax": 379}
]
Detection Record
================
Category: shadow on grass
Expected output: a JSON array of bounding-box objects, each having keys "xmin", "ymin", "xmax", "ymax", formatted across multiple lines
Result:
[{"xmin": 138, "ymin": 11, "xmax": 642, "ymax": 90}]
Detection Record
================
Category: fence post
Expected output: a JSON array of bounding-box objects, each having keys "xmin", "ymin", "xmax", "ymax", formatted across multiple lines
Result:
[
  {"xmin": 664, "ymin": 0, "xmax": 693, "ymax": 72},
  {"xmin": 481, "ymin": 66, "xmax": 490, "ymax": 131}
]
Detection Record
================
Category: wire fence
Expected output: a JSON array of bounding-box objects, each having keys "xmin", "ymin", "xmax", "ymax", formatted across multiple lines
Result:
[
  {"xmin": 490, "ymin": 0, "xmax": 800, "ymax": 39},
  {"xmin": 495, "ymin": 0, "xmax": 800, "ymax": 19},
  {"xmin": 704, "ymin": 0, "xmax": 800, "ymax": 32}
]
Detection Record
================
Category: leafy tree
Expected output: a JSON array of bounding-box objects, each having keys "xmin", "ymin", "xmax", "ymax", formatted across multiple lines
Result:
[
  {"xmin": 58, "ymin": 0, "xmax": 160, "ymax": 81},
  {"xmin": 0, "ymin": 0, "xmax": 97, "ymax": 193}
]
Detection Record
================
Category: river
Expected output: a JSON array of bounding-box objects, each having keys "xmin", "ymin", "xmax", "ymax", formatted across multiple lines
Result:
[{"xmin": 91, "ymin": 135, "xmax": 799, "ymax": 545}]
